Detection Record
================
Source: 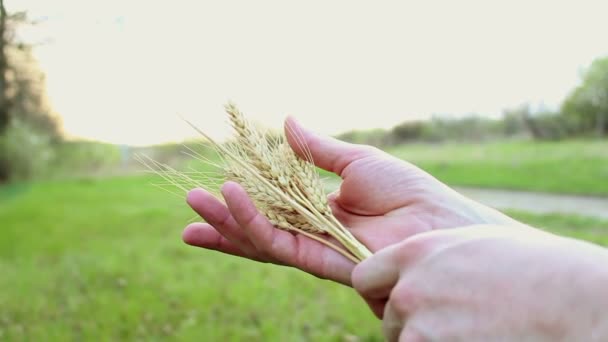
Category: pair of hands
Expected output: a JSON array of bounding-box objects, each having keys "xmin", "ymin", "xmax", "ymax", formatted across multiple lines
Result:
[{"xmin": 183, "ymin": 118, "xmax": 608, "ymax": 341}]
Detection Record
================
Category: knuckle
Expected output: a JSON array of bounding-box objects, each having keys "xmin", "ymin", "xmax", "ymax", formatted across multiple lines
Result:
[
  {"xmin": 357, "ymin": 144, "xmax": 379, "ymax": 154},
  {"xmin": 241, "ymin": 210, "xmax": 261, "ymax": 229},
  {"xmin": 389, "ymin": 281, "xmax": 420, "ymax": 317},
  {"xmin": 214, "ymin": 210, "xmax": 233, "ymax": 228},
  {"xmin": 398, "ymin": 234, "xmax": 434, "ymax": 263},
  {"xmin": 350, "ymin": 261, "xmax": 370, "ymax": 294},
  {"xmin": 356, "ymin": 144, "xmax": 384, "ymax": 159}
]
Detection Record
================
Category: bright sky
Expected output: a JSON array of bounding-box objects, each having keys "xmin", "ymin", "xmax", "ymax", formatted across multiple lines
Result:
[{"xmin": 13, "ymin": 0, "xmax": 608, "ymax": 145}]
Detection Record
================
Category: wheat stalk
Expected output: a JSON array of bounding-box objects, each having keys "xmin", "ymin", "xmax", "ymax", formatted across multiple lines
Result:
[{"xmin": 141, "ymin": 103, "xmax": 372, "ymax": 263}]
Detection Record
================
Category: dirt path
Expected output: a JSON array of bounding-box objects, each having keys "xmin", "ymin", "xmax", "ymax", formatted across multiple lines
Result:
[
  {"xmin": 453, "ymin": 187, "xmax": 608, "ymax": 220},
  {"xmin": 324, "ymin": 180, "xmax": 608, "ymax": 219}
]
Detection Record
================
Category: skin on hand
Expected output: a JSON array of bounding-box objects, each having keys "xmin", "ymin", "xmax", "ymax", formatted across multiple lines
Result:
[
  {"xmin": 182, "ymin": 117, "xmax": 523, "ymax": 286},
  {"xmin": 181, "ymin": 117, "xmax": 608, "ymax": 340},
  {"xmin": 351, "ymin": 225, "xmax": 608, "ymax": 341}
]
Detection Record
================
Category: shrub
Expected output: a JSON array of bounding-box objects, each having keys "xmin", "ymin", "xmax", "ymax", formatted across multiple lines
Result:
[{"xmin": 0, "ymin": 119, "xmax": 55, "ymax": 181}]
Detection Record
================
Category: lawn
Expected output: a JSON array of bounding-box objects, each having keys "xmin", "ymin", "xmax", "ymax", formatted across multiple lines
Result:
[
  {"xmin": 0, "ymin": 176, "xmax": 380, "ymax": 341},
  {"xmin": 506, "ymin": 210, "xmax": 608, "ymax": 246},
  {"xmin": 1, "ymin": 175, "xmax": 607, "ymax": 340},
  {"xmin": 386, "ymin": 139, "xmax": 608, "ymax": 196}
]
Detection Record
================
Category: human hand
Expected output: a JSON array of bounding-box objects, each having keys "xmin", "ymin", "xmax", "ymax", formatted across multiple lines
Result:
[
  {"xmin": 183, "ymin": 117, "xmax": 523, "ymax": 285},
  {"xmin": 352, "ymin": 225, "xmax": 608, "ymax": 341}
]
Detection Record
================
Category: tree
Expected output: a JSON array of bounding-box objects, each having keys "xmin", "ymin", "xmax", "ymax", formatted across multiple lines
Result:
[
  {"xmin": 0, "ymin": 0, "xmax": 9, "ymax": 135},
  {"xmin": 7, "ymin": 42, "xmax": 62, "ymax": 142},
  {"xmin": 0, "ymin": 0, "xmax": 10, "ymax": 180},
  {"xmin": 562, "ymin": 56, "xmax": 608, "ymax": 137},
  {"xmin": 0, "ymin": 4, "xmax": 62, "ymax": 181}
]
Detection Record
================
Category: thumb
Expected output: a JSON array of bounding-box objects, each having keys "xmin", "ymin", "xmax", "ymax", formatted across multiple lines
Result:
[{"xmin": 284, "ymin": 116, "xmax": 378, "ymax": 177}]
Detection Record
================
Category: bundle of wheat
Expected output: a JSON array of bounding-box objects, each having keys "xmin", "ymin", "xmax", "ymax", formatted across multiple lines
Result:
[{"xmin": 138, "ymin": 103, "xmax": 372, "ymax": 263}]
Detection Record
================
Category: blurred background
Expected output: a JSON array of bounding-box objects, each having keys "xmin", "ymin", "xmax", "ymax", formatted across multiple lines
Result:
[{"xmin": 1, "ymin": 0, "xmax": 607, "ymax": 340}]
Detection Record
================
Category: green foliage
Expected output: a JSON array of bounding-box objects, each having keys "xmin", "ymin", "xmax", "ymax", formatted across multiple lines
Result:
[
  {"xmin": 133, "ymin": 140, "xmax": 213, "ymax": 166},
  {"xmin": 387, "ymin": 139, "xmax": 608, "ymax": 196},
  {"xmin": 0, "ymin": 9, "xmax": 62, "ymax": 182},
  {"xmin": 1, "ymin": 175, "xmax": 607, "ymax": 339},
  {"xmin": 562, "ymin": 56, "xmax": 608, "ymax": 137},
  {"xmin": 0, "ymin": 176, "xmax": 381, "ymax": 340},
  {"xmin": 49, "ymin": 140, "xmax": 122, "ymax": 178},
  {"xmin": 506, "ymin": 210, "xmax": 608, "ymax": 246},
  {"xmin": 0, "ymin": 118, "xmax": 54, "ymax": 181},
  {"xmin": 391, "ymin": 121, "xmax": 426, "ymax": 142},
  {"xmin": 0, "ymin": 0, "xmax": 9, "ymax": 135},
  {"xmin": 337, "ymin": 61, "xmax": 608, "ymax": 146},
  {"xmin": 338, "ymin": 116, "xmax": 509, "ymax": 147},
  {"xmin": 422, "ymin": 116, "xmax": 506, "ymax": 142},
  {"xmin": 336, "ymin": 128, "xmax": 392, "ymax": 147},
  {"xmin": 8, "ymin": 44, "xmax": 62, "ymax": 142},
  {"xmin": 41, "ymin": 140, "xmax": 214, "ymax": 180},
  {"xmin": 522, "ymin": 110, "xmax": 580, "ymax": 141},
  {"xmin": 501, "ymin": 109, "xmax": 529, "ymax": 137}
]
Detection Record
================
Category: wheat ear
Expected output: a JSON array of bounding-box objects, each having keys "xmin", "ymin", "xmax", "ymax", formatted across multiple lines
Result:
[{"xmin": 143, "ymin": 104, "xmax": 372, "ymax": 263}]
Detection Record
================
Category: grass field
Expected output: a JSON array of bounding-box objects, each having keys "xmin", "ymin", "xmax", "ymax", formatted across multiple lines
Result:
[
  {"xmin": 386, "ymin": 139, "xmax": 608, "ymax": 196},
  {"xmin": 49, "ymin": 138, "xmax": 608, "ymax": 197},
  {"xmin": 0, "ymin": 176, "xmax": 380, "ymax": 341},
  {"xmin": 1, "ymin": 175, "xmax": 608, "ymax": 340}
]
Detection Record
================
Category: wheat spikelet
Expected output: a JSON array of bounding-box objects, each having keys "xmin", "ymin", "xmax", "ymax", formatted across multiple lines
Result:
[{"xmin": 142, "ymin": 103, "xmax": 372, "ymax": 262}]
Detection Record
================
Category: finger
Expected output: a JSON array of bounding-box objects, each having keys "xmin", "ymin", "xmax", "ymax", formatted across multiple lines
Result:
[
  {"xmin": 182, "ymin": 223, "xmax": 262, "ymax": 260},
  {"xmin": 221, "ymin": 181, "xmax": 354, "ymax": 285},
  {"xmin": 351, "ymin": 242, "xmax": 405, "ymax": 299},
  {"xmin": 284, "ymin": 116, "xmax": 379, "ymax": 176},
  {"xmin": 383, "ymin": 300, "xmax": 406, "ymax": 342},
  {"xmin": 186, "ymin": 188, "xmax": 258, "ymax": 256},
  {"xmin": 221, "ymin": 181, "xmax": 300, "ymax": 261}
]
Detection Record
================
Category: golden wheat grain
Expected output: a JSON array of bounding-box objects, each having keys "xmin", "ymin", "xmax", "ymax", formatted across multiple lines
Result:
[{"xmin": 142, "ymin": 103, "xmax": 372, "ymax": 262}]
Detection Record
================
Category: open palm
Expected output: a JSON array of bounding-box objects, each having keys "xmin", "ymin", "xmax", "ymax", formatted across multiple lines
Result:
[{"xmin": 183, "ymin": 117, "xmax": 520, "ymax": 286}]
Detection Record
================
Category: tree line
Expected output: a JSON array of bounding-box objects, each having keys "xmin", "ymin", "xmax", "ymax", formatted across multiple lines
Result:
[
  {"xmin": 0, "ymin": 1, "xmax": 61, "ymax": 182},
  {"xmin": 0, "ymin": 1, "xmax": 606, "ymax": 182},
  {"xmin": 338, "ymin": 56, "xmax": 608, "ymax": 147}
]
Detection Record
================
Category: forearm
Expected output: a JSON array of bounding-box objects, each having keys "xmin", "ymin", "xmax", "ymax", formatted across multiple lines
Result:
[
  {"xmin": 584, "ymin": 243, "xmax": 608, "ymax": 340},
  {"xmin": 560, "ymin": 237, "xmax": 608, "ymax": 340}
]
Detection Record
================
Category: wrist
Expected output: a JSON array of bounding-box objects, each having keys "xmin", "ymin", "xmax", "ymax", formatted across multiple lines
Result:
[{"xmin": 455, "ymin": 191, "xmax": 528, "ymax": 227}]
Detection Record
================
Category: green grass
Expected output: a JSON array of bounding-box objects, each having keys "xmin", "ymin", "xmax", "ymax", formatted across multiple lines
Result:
[
  {"xmin": 1, "ymin": 175, "xmax": 607, "ymax": 340},
  {"xmin": 0, "ymin": 176, "xmax": 380, "ymax": 341},
  {"xmin": 507, "ymin": 210, "xmax": 608, "ymax": 246},
  {"xmin": 387, "ymin": 139, "xmax": 608, "ymax": 196}
]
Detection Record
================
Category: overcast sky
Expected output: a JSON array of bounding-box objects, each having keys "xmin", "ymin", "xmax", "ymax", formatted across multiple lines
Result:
[{"xmin": 13, "ymin": 0, "xmax": 608, "ymax": 145}]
